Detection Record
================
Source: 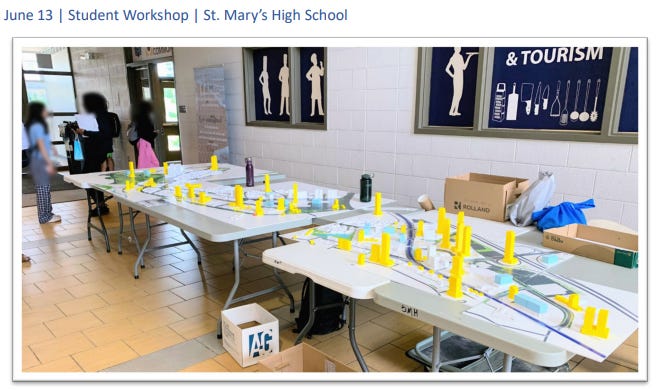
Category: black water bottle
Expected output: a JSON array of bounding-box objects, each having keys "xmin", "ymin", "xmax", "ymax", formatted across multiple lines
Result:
[{"xmin": 360, "ymin": 174, "xmax": 372, "ymax": 202}]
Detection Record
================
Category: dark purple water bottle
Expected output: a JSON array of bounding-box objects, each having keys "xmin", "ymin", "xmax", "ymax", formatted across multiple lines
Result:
[{"xmin": 245, "ymin": 157, "xmax": 255, "ymax": 187}]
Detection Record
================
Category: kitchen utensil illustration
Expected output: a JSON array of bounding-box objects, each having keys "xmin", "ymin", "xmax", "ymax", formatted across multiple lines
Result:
[
  {"xmin": 506, "ymin": 82, "xmax": 519, "ymax": 121},
  {"xmin": 590, "ymin": 78, "xmax": 601, "ymax": 122},
  {"xmin": 521, "ymin": 83, "xmax": 534, "ymax": 115},
  {"xmin": 492, "ymin": 82, "xmax": 506, "ymax": 122},
  {"xmin": 533, "ymin": 81, "xmax": 542, "ymax": 116},
  {"xmin": 559, "ymin": 80, "xmax": 570, "ymax": 126},
  {"xmin": 541, "ymin": 85, "xmax": 550, "ymax": 110},
  {"xmin": 549, "ymin": 81, "xmax": 561, "ymax": 117},
  {"xmin": 579, "ymin": 78, "xmax": 591, "ymax": 122},
  {"xmin": 570, "ymin": 79, "xmax": 581, "ymax": 122}
]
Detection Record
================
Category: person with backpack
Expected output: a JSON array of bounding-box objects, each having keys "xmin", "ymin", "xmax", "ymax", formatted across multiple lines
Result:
[
  {"xmin": 97, "ymin": 98, "xmax": 121, "ymax": 172},
  {"xmin": 25, "ymin": 101, "xmax": 61, "ymax": 224},
  {"xmin": 128, "ymin": 101, "xmax": 158, "ymax": 163}
]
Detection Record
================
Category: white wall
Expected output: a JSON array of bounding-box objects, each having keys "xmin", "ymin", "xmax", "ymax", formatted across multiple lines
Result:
[{"xmin": 174, "ymin": 47, "xmax": 638, "ymax": 229}]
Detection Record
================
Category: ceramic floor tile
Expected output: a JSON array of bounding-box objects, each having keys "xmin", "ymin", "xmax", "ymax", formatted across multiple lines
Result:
[
  {"xmin": 92, "ymin": 302, "xmax": 147, "ymax": 323},
  {"xmin": 607, "ymin": 343, "xmax": 638, "ymax": 370},
  {"xmin": 23, "ymin": 304, "xmax": 65, "ymax": 328},
  {"xmin": 314, "ymin": 335, "xmax": 372, "ymax": 365},
  {"xmin": 99, "ymin": 286, "xmax": 149, "ymax": 304},
  {"xmin": 363, "ymin": 344, "xmax": 421, "ymax": 372},
  {"xmin": 45, "ymin": 264, "xmax": 90, "ymax": 279},
  {"xmin": 56, "ymin": 294, "xmax": 108, "ymax": 316},
  {"xmin": 35, "ymin": 275, "xmax": 82, "ymax": 293},
  {"xmin": 389, "ymin": 328, "xmax": 432, "ymax": 351},
  {"xmin": 45, "ymin": 311, "xmax": 104, "ymax": 337},
  {"xmin": 138, "ymin": 277, "xmax": 184, "ymax": 294},
  {"xmin": 30, "ymin": 332, "xmax": 95, "ymax": 363},
  {"xmin": 23, "ymin": 323, "xmax": 55, "ymax": 346},
  {"xmin": 23, "ymin": 289, "xmax": 75, "ymax": 309},
  {"xmin": 180, "ymin": 358, "xmax": 229, "ymax": 372},
  {"xmin": 128, "ymin": 307, "xmax": 185, "ymax": 331},
  {"xmin": 22, "ymin": 283, "xmax": 43, "ymax": 297},
  {"xmin": 340, "ymin": 321, "xmax": 400, "ymax": 351},
  {"xmin": 169, "ymin": 296, "xmax": 219, "ymax": 318},
  {"xmin": 66, "ymin": 280, "xmax": 115, "ymax": 298},
  {"xmin": 22, "ymin": 271, "xmax": 53, "ymax": 285},
  {"xmin": 73, "ymin": 340, "xmax": 139, "ymax": 372},
  {"xmin": 193, "ymin": 332, "xmax": 227, "ymax": 355},
  {"xmin": 170, "ymin": 281, "xmax": 218, "ymax": 301},
  {"xmin": 213, "ymin": 353, "xmax": 261, "ymax": 372},
  {"xmin": 83, "ymin": 319, "xmax": 144, "ymax": 346},
  {"xmin": 169, "ymin": 313, "xmax": 218, "ymax": 340},
  {"xmin": 134, "ymin": 290, "xmax": 184, "ymax": 311},
  {"xmin": 23, "ymin": 346, "xmax": 40, "ymax": 370},
  {"xmin": 124, "ymin": 326, "xmax": 186, "ymax": 356},
  {"xmin": 104, "ymin": 339, "xmax": 214, "ymax": 372},
  {"xmin": 140, "ymin": 264, "xmax": 183, "ymax": 280},
  {"xmin": 370, "ymin": 311, "xmax": 425, "ymax": 334},
  {"xmin": 572, "ymin": 358, "xmax": 635, "ymax": 372},
  {"xmin": 625, "ymin": 330, "xmax": 638, "ymax": 348},
  {"xmin": 26, "ymin": 356, "xmax": 83, "ymax": 372}
]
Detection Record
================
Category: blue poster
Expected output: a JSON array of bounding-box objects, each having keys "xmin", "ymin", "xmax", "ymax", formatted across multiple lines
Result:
[
  {"xmin": 488, "ymin": 47, "xmax": 613, "ymax": 131},
  {"xmin": 428, "ymin": 47, "xmax": 479, "ymax": 127},
  {"xmin": 299, "ymin": 47, "xmax": 325, "ymax": 124},
  {"xmin": 618, "ymin": 48, "xmax": 638, "ymax": 133},
  {"xmin": 253, "ymin": 48, "xmax": 290, "ymax": 122}
]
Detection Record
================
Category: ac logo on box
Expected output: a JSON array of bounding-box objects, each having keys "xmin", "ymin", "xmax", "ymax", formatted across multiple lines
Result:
[{"xmin": 248, "ymin": 329, "xmax": 275, "ymax": 358}]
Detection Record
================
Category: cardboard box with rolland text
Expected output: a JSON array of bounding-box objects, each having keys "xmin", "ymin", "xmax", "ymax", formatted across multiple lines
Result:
[
  {"xmin": 256, "ymin": 343, "xmax": 356, "ymax": 372},
  {"xmin": 542, "ymin": 224, "xmax": 638, "ymax": 268},
  {"xmin": 444, "ymin": 173, "xmax": 529, "ymax": 222}
]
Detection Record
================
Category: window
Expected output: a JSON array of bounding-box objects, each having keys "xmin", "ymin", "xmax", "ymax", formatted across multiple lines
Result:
[
  {"xmin": 162, "ymin": 87, "xmax": 178, "ymax": 122},
  {"xmin": 22, "ymin": 47, "xmax": 77, "ymax": 142},
  {"xmin": 416, "ymin": 47, "xmax": 639, "ymax": 144},
  {"xmin": 243, "ymin": 47, "xmax": 327, "ymax": 130}
]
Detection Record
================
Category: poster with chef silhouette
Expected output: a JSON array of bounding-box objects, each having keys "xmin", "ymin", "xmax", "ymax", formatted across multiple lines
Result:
[
  {"xmin": 428, "ymin": 47, "xmax": 479, "ymax": 127},
  {"xmin": 252, "ymin": 48, "xmax": 290, "ymax": 122},
  {"xmin": 488, "ymin": 47, "xmax": 612, "ymax": 131}
]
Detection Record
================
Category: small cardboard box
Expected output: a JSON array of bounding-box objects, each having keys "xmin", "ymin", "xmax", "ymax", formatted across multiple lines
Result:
[
  {"xmin": 221, "ymin": 303, "xmax": 279, "ymax": 367},
  {"xmin": 444, "ymin": 173, "xmax": 529, "ymax": 221},
  {"xmin": 542, "ymin": 224, "xmax": 638, "ymax": 268},
  {"xmin": 256, "ymin": 343, "xmax": 356, "ymax": 372}
]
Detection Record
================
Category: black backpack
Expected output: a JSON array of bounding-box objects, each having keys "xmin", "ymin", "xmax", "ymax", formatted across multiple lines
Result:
[{"xmin": 294, "ymin": 278, "xmax": 346, "ymax": 337}]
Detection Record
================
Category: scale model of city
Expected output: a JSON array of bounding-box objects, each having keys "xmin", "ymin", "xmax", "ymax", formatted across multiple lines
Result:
[{"xmin": 98, "ymin": 157, "xmax": 637, "ymax": 362}]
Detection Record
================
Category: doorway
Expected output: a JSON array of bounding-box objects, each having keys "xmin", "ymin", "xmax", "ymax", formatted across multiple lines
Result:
[{"xmin": 127, "ymin": 59, "xmax": 181, "ymax": 163}]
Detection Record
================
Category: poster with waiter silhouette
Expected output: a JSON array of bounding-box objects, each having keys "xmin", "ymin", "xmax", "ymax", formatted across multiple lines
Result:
[
  {"xmin": 488, "ymin": 47, "xmax": 613, "ymax": 131},
  {"xmin": 252, "ymin": 48, "xmax": 289, "ymax": 122},
  {"xmin": 428, "ymin": 47, "xmax": 479, "ymax": 127},
  {"xmin": 300, "ymin": 47, "xmax": 325, "ymax": 124}
]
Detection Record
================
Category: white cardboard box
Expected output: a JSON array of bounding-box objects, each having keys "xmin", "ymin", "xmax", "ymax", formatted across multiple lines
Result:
[{"xmin": 221, "ymin": 303, "xmax": 279, "ymax": 367}]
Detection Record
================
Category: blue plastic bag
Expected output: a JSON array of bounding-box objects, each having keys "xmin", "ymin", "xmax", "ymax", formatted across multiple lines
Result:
[
  {"xmin": 531, "ymin": 199, "xmax": 595, "ymax": 231},
  {"xmin": 73, "ymin": 136, "xmax": 84, "ymax": 161}
]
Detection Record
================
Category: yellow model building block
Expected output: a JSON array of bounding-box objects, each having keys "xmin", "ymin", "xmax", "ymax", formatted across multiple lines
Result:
[
  {"xmin": 380, "ymin": 233, "xmax": 393, "ymax": 266},
  {"xmin": 292, "ymin": 183, "xmax": 299, "ymax": 205},
  {"xmin": 508, "ymin": 285, "xmax": 519, "ymax": 301},
  {"xmin": 264, "ymin": 174, "xmax": 271, "ymax": 193},
  {"xmin": 580, "ymin": 307, "xmax": 610, "ymax": 339},
  {"xmin": 450, "ymin": 254, "xmax": 465, "ymax": 277},
  {"xmin": 210, "ymin": 155, "xmax": 218, "ymax": 171},
  {"xmin": 462, "ymin": 226, "xmax": 472, "ymax": 257},
  {"xmin": 128, "ymin": 161, "xmax": 135, "ymax": 178},
  {"xmin": 357, "ymin": 230, "xmax": 365, "ymax": 242},
  {"xmin": 440, "ymin": 223, "xmax": 451, "ymax": 249},
  {"xmin": 414, "ymin": 248, "xmax": 426, "ymax": 261},
  {"xmin": 309, "ymin": 239, "xmax": 315, "ymax": 246},
  {"xmin": 198, "ymin": 192, "xmax": 212, "ymax": 205},
  {"xmin": 400, "ymin": 224, "xmax": 407, "ymax": 234},
  {"xmin": 185, "ymin": 183, "xmax": 202, "ymax": 199},
  {"xmin": 230, "ymin": 185, "xmax": 245, "ymax": 208},
  {"xmin": 163, "ymin": 162, "xmax": 169, "ymax": 175},
  {"xmin": 555, "ymin": 294, "xmax": 583, "ymax": 311},
  {"xmin": 173, "ymin": 185, "xmax": 182, "ymax": 200},
  {"xmin": 457, "ymin": 211, "xmax": 464, "ymax": 226},
  {"xmin": 254, "ymin": 197, "xmax": 264, "ymax": 216},
  {"xmin": 337, "ymin": 238, "xmax": 352, "ymax": 251},
  {"xmin": 357, "ymin": 253, "xmax": 366, "ymax": 266},
  {"xmin": 436, "ymin": 207, "xmax": 446, "ymax": 233},
  {"xmin": 124, "ymin": 180, "xmax": 134, "ymax": 191},
  {"xmin": 452, "ymin": 223, "xmax": 465, "ymax": 254},
  {"xmin": 277, "ymin": 198, "xmax": 285, "ymax": 212},
  {"xmin": 370, "ymin": 244, "xmax": 381, "ymax": 263},
  {"xmin": 332, "ymin": 199, "xmax": 340, "ymax": 210},
  {"xmin": 416, "ymin": 220, "xmax": 424, "ymax": 238},
  {"xmin": 502, "ymin": 230, "xmax": 519, "ymax": 265},
  {"xmin": 447, "ymin": 276, "xmax": 463, "ymax": 299},
  {"xmin": 373, "ymin": 192, "xmax": 382, "ymax": 216}
]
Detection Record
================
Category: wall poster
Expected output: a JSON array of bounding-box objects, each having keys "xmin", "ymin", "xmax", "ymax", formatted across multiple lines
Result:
[
  {"xmin": 618, "ymin": 47, "xmax": 638, "ymax": 133},
  {"xmin": 488, "ymin": 47, "xmax": 613, "ymax": 131},
  {"xmin": 299, "ymin": 47, "xmax": 325, "ymax": 124},
  {"xmin": 428, "ymin": 47, "xmax": 479, "ymax": 127},
  {"xmin": 194, "ymin": 65, "xmax": 229, "ymax": 163},
  {"xmin": 252, "ymin": 47, "xmax": 290, "ymax": 122}
]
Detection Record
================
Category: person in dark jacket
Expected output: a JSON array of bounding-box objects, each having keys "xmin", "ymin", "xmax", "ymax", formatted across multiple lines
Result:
[
  {"xmin": 75, "ymin": 92, "xmax": 120, "ymax": 215},
  {"xmin": 130, "ymin": 101, "xmax": 158, "ymax": 162}
]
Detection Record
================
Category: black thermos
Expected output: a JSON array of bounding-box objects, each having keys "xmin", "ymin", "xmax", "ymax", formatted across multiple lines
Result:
[{"xmin": 360, "ymin": 174, "xmax": 372, "ymax": 202}]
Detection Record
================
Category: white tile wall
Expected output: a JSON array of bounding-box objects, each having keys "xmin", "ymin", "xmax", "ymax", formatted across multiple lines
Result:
[{"xmin": 174, "ymin": 47, "xmax": 639, "ymax": 229}]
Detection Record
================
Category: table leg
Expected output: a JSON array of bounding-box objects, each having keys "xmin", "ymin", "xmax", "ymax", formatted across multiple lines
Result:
[
  {"xmin": 86, "ymin": 192, "xmax": 93, "ymax": 241},
  {"xmin": 271, "ymin": 232, "xmax": 295, "ymax": 313},
  {"xmin": 431, "ymin": 326, "xmax": 441, "ymax": 372},
  {"xmin": 217, "ymin": 239, "xmax": 242, "ymax": 338},
  {"xmin": 133, "ymin": 214, "xmax": 151, "ymax": 279},
  {"xmin": 128, "ymin": 207, "xmax": 141, "ymax": 250},
  {"xmin": 348, "ymin": 299, "xmax": 369, "ymax": 372},
  {"xmin": 180, "ymin": 229, "xmax": 202, "ymax": 264},
  {"xmin": 117, "ymin": 202, "xmax": 124, "ymax": 255},
  {"xmin": 294, "ymin": 279, "xmax": 316, "ymax": 345},
  {"xmin": 503, "ymin": 353, "xmax": 514, "ymax": 372},
  {"xmin": 94, "ymin": 191, "xmax": 111, "ymax": 253}
]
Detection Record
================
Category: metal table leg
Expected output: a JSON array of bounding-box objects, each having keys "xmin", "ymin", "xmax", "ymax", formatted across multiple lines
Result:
[
  {"xmin": 431, "ymin": 326, "xmax": 441, "ymax": 372},
  {"xmin": 503, "ymin": 353, "xmax": 514, "ymax": 372},
  {"xmin": 133, "ymin": 215, "xmax": 151, "ymax": 278},
  {"xmin": 217, "ymin": 239, "xmax": 242, "ymax": 338},
  {"xmin": 180, "ymin": 229, "xmax": 202, "ymax": 264},
  {"xmin": 85, "ymin": 190, "xmax": 111, "ymax": 252},
  {"xmin": 348, "ymin": 299, "xmax": 369, "ymax": 372},
  {"xmin": 117, "ymin": 202, "xmax": 124, "ymax": 255},
  {"xmin": 294, "ymin": 279, "xmax": 316, "ymax": 344},
  {"xmin": 271, "ymin": 232, "xmax": 295, "ymax": 313}
]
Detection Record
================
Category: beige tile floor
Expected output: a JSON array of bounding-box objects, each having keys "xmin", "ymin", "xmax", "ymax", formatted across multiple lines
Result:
[{"xmin": 21, "ymin": 199, "xmax": 639, "ymax": 373}]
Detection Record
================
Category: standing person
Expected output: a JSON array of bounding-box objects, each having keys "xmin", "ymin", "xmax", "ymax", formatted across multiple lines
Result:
[
  {"xmin": 305, "ymin": 53, "xmax": 324, "ymax": 117},
  {"xmin": 25, "ymin": 102, "xmax": 60, "ymax": 224},
  {"xmin": 95, "ymin": 97, "xmax": 121, "ymax": 172},
  {"xmin": 74, "ymin": 92, "xmax": 114, "ymax": 215},
  {"xmin": 130, "ymin": 101, "xmax": 158, "ymax": 163}
]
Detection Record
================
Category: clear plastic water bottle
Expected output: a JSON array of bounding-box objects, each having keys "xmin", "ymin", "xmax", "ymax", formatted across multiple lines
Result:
[{"xmin": 245, "ymin": 157, "xmax": 255, "ymax": 187}]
